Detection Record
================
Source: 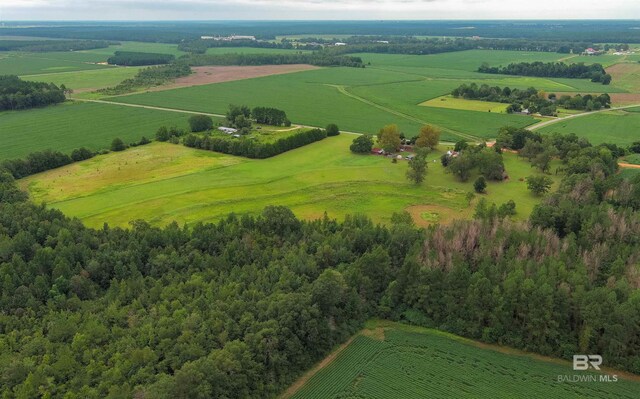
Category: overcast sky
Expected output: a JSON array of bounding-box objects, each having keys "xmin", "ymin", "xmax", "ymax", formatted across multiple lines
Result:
[{"xmin": 2, "ymin": 0, "xmax": 640, "ymax": 20}]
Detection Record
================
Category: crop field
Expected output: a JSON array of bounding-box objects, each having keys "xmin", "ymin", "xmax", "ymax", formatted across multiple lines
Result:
[
  {"xmin": 20, "ymin": 135, "xmax": 559, "ymax": 228},
  {"xmin": 105, "ymin": 66, "xmax": 538, "ymax": 141},
  {"xmin": 0, "ymin": 102, "xmax": 197, "ymax": 159},
  {"xmin": 0, "ymin": 52, "xmax": 111, "ymax": 75},
  {"xmin": 538, "ymin": 109, "xmax": 640, "ymax": 145},
  {"xmin": 287, "ymin": 321, "xmax": 640, "ymax": 399},
  {"xmin": 22, "ymin": 66, "xmax": 143, "ymax": 92},
  {"xmin": 104, "ymin": 49, "xmax": 637, "ymax": 142}
]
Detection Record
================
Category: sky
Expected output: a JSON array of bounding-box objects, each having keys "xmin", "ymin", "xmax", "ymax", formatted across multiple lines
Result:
[{"xmin": 1, "ymin": 0, "xmax": 640, "ymax": 21}]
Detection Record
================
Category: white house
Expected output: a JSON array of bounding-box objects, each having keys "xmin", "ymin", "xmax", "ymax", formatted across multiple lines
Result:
[{"xmin": 218, "ymin": 127, "xmax": 238, "ymax": 134}]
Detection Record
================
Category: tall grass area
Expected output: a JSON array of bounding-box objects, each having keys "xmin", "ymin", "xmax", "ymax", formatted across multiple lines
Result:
[
  {"xmin": 0, "ymin": 102, "xmax": 198, "ymax": 159},
  {"xmin": 21, "ymin": 136, "xmax": 559, "ymax": 228}
]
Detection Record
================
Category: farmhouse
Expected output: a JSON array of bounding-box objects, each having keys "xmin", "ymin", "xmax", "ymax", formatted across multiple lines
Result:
[
  {"xmin": 583, "ymin": 47, "xmax": 603, "ymax": 56},
  {"xmin": 334, "ymin": 42, "xmax": 347, "ymax": 46},
  {"xmin": 218, "ymin": 127, "xmax": 238, "ymax": 134}
]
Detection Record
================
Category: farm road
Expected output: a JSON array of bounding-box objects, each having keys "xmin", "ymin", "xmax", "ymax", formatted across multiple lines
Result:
[{"xmin": 528, "ymin": 103, "xmax": 640, "ymax": 130}]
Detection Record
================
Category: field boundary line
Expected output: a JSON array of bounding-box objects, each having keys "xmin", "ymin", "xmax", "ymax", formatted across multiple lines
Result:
[
  {"xmin": 528, "ymin": 103, "xmax": 640, "ymax": 130},
  {"xmin": 279, "ymin": 335, "xmax": 356, "ymax": 399}
]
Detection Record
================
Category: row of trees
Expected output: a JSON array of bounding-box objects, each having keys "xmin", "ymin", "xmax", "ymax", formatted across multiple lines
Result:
[
  {"xmin": 107, "ymin": 51, "xmax": 175, "ymax": 66},
  {"xmin": 98, "ymin": 64, "xmax": 192, "ymax": 95},
  {"xmin": 0, "ymin": 75, "xmax": 66, "ymax": 111},
  {"xmin": 183, "ymin": 128, "xmax": 328, "ymax": 158},
  {"xmin": 180, "ymin": 53, "xmax": 364, "ymax": 68},
  {"xmin": 1, "ymin": 148, "xmax": 95, "ymax": 179},
  {"xmin": 0, "ymin": 39, "xmax": 112, "ymax": 52},
  {"xmin": 478, "ymin": 61, "xmax": 611, "ymax": 84},
  {"xmin": 451, "ymin": 83, "xmax": 611, "ymax": 115}
]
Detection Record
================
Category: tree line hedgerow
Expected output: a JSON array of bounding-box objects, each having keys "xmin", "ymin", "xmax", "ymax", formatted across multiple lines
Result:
[
  {"xmin": 477, "ymin": 61, "xmax": 611, "ymax": 84},
  {"xmin": 182, "ymin": 128, "xmax": 328, "ymax": 158},
  {"xmin": 180, "ymin": 52, "xmax": 365, "ymax": 68},
  {"xmin": 98, "ymin": 63, "xmax": 192, "ymax": 95},
  {"xmin": 451, "ymin": 83, "xmax": 611, "ymax": 115},
  {"xmin": 0, "ymin": 75, "xmax": 66, "ymax": 111}
]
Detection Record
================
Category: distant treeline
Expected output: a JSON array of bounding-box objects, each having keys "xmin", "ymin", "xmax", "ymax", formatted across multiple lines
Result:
[
  {"xmin": 0, "ymin": 39, "xmax": 112, "ymax": 52},
  {"xmin": 180, "ymin": 53, "xmax": 364, "ymax": 68},
  {"xmin": 183, "ymin": 128, "xmax": 328, "ymax": 158},
  {"xmin": 107, "ymin": 51, "xmax": 175, "ymax": 66},
  {"xmin": 478, "ymin": 62, "xmax": 611, "ymax": 84},
  {"xmin": 328, "ymin": 38, "xmax": 599, "ymax": 56},
  {"xmin": 178, "ymin": 39, "xmax": 321, "ymax": 54},
  {"xmin": 4, "ymin": 20, "xmax": 640, "ymax": 43},
  {"xmin": 451, "ymin": 83, "xmax": 611, "ymax": 115},
  {"xmin": 98, "ymin": 63, "xmax": 191, "ymax": 95},
  {"xmin": 0, "ymin": 75, "xmax": 65, "ymax": 111}
]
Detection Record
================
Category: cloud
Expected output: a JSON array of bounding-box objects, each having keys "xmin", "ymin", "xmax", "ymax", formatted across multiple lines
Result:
[{"xmin": 2, "ymin": 0, "xmax": 640, "ymax": 20}]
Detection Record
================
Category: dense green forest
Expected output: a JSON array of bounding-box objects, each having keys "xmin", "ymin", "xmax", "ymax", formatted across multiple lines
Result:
[
  {"xmin": 0, "ymin": 75, "xmax": 66, "ymax": 111},
  {"xmin": 107, "ymin": 51, "xmax": 175, "ymax": 66},
  {"xmin": 98, "ymin": 64, "xmax": 192, "ymax": 95},
  {"xmin": 451, "ymin": 83, "xmax": 611, "ymax": 114},
  {"xmin": 1, "ymin": 126, "xmax": 639, "ymax": 397},
  {"xmin": 180, "ymin": 53, "xmax": 364, "ymax": 68},
  {"xmin": 478, "ymin": 61, "xmax": 611, "ymax": 84},
  {"xmin": 0, "ymin": 40, "xmax": 111, "ymax": 52}
]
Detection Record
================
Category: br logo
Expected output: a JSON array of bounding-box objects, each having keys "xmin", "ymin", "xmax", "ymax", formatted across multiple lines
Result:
[{"xmin": 573, "ymin": 355, "xmax": 602, "ymax": 371}]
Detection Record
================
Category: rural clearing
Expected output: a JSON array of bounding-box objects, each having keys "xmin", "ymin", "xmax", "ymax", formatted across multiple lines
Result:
[{"xmin": 19, "ymin": 137, "xmax": 559, "ymax": 228}]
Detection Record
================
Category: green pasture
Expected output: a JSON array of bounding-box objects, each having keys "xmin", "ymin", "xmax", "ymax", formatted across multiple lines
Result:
[
  {"xmin": 22, "ymin": 66, "xmax": 143, "ymax": 92},
  {"xmin": 289, "ymin": 320, "xmax": 640, "ymax": 399},
  {"xmin": 21, "ymin": 136, "xmax": 559, "ymax": 228},
  {"xmin": 421, "ymin": 95, "xmax": 509, "ymax": 113},
  {"xmin": 538, "ymin": 109, "xmax": 640, "ymax": 145},
  {"xmin": 0, "ymin": 53, "xmax": 111, "ymax": 75},
  {"xmin": 0, "ymin": 102, "xmax": 197, "ymax": 159}
]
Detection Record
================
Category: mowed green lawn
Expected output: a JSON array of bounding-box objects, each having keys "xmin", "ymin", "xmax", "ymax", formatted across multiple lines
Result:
[
  {"xmin": 288, "ymin": 321, "xmax": 640, "ymax": 399},
  {"xmin": 20, "ymin": 136, "xmax": 559, "ymax": 228},
  {"xmin": 538, "ymin": 108, "xmax": 640, "ymax": 145},
  {"xmin": 0, "ymin": 102, "xmax": 197, "ymax": 159}
]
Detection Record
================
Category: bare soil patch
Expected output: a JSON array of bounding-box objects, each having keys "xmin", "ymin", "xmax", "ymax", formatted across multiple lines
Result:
[
  {"xmin": 154, "ymin": 64, "xmax": 320, "ymax": 91},
  {"xmin": 609, "ymin": 93, "xmax": 640, "ymax": 105}
]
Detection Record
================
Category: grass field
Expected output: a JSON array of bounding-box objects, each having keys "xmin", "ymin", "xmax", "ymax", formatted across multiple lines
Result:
[
  {"xmin": 22, "ymin": 66, "xmax": 143, "ymax": 92},
  {"xmin": 0, "ymin": 102, "xmax": 198, "ymax": 159},
  {"xmin": 286, "ymin": 320, "xmax": 640, "ymax": 399},
  {"xmin": 421, "ymin": 95, "xmax": 509, "ymax": 113},
  {"xmin": 538, "ymin": 109, "xmax": 640, "ymax": 145},
  {"xmin": 105, "ymin": 66, "xmax": 538, "ymax": 141},
  {"xmin": 20, "ymin": 136, "xmax": 559, "ymax": 228},
  {"xmin": 0, "ymin": 52, "xmax": 112, "ymax": 75}
]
